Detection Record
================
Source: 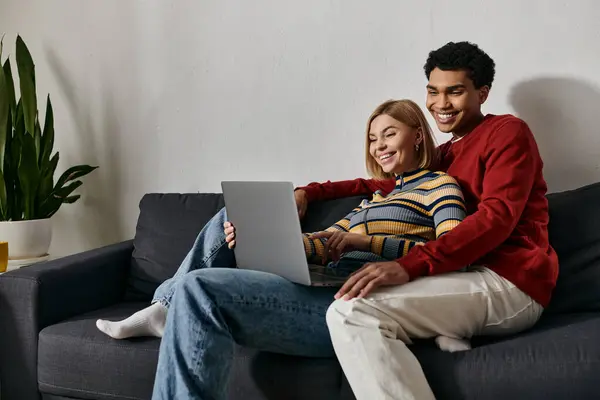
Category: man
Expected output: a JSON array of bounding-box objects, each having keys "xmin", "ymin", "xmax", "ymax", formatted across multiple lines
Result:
[{"xmin": 296, "ymin": 41, "xmax": 558, "ymax": 399}]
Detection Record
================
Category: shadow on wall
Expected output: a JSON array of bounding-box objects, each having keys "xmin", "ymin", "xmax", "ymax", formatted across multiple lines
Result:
[
  {"xmin": 509, "ymin": 77, "xmax": 600, "ymax": 194},
  {"xmin": 44, "ymin": 48, "xmax": 127, "ymax": 252}
]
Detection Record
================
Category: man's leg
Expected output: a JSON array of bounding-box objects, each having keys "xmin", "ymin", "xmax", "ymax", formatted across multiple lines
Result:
[
  {"xmin": 152, "ymin": 267, "xmax": 337, "ymax": 400},
  {"xmin": 326, "ymin": 267, "xmax": 542, "ymax": 400},
  {"xmin": 97, "ymin": 207, "xmax": 234, "ymax": 339}
]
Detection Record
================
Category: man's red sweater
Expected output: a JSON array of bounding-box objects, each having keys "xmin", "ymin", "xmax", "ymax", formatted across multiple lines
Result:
[{"xmin": 298, "ymin": 114, "xmax": 559, "ymax": 307}]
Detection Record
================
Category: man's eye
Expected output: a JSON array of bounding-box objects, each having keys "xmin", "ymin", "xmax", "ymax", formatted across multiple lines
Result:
[
  {"xmin": 451, "ymin": 91, "xmax": 463, "ymax": 95},
  {"xmin": 428, "ymin": 91, "xmax": 438, "ymax": 95}
]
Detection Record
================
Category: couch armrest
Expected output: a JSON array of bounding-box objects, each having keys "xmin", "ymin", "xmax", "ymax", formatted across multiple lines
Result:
[{"xmin": 0, "ymin": 240, "xmax": 133, "ymax": 400}]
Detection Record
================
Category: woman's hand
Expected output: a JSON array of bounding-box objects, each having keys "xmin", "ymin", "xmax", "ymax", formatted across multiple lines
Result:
[
  {"xmin": 310, "ymin": 231, "xmax": 372, "ymax": 261},
  {"xmin": 224, "ymin": 222, "xmax": 236, "ymax": 249},
  {"xmin": 334, "ymin": 261, "xmax": 410, "ymax": 300}
]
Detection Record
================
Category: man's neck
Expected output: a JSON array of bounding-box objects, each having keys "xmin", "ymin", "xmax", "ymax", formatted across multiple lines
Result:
[{"xmin": 451, "ymin": 113, "xmax": 485, "ymax": 139}]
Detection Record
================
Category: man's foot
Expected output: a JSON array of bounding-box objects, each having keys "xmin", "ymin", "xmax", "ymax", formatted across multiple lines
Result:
[
  {"xmin": 435, "ymin": 336, "xmax": 472, "ymax": 352},
  {"xmin": 96, "ymin": 302, "xmax": 167, "ymax": 339}
]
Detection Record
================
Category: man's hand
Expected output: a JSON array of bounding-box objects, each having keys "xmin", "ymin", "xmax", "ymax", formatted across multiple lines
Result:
[
  {"xmin": 295, "ymin": 189, "xmax": 308, "ymax": 219},
  {"xmin": 335, "ymin": 261, "xmax": 410, "ymax": 300},
  {"xmin": 310, "ymin": 231, "xmax": 371, "ymax": 262},
  {"xmin": 224, "ymin": 222, "xmax": 236, "ymax": 249}
]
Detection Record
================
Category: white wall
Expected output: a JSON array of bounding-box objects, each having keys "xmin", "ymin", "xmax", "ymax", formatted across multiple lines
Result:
[{"xmin": 1, "ymin": 0, "xmax": 599, "ymax": 256}]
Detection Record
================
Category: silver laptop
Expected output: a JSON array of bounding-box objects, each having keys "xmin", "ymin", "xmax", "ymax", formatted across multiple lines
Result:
[{"xmin": 221, "ymin": 181, "xmax": 348, "ymax": 287}]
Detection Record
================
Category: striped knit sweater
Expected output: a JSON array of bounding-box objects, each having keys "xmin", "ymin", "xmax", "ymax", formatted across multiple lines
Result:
[{"xmin": 302, "ymin": 169, "xmax": 467, "ymax": 270}]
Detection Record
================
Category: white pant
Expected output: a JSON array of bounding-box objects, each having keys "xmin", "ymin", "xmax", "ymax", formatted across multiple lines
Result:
[{"xmin": 326, "ymin": 267, "xmax": 543, "ymax": 400}]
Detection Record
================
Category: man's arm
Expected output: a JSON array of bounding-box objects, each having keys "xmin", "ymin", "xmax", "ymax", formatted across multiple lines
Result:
[
  {"xmin": 398, "ymin": 121, "xmax": 540, "ymax": 279},
  {"xmin": 296, "ymin": 178, "xmax": 395, "ymax": 203}
]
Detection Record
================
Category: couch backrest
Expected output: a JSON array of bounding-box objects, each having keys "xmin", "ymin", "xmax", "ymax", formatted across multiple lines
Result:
[
  {"xmin": 127, "ymin": 184, "xmax": 600, "ymax": 314},
  {"xmin": 127, "ymin": 193, "xmax": 368, "ymax": 301},
  {"xmin": 544, "ymin": 182, "xmax": 600, "ymax": 314},
  {"xmin": 127, "ymin": 193, "xmax": 225, "ymax": 300}
]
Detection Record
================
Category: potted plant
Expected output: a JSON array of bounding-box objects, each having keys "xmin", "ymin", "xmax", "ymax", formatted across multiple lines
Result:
[{"xmin": 0, "ymin": 35, "xmax": 97, "ymax": 260}]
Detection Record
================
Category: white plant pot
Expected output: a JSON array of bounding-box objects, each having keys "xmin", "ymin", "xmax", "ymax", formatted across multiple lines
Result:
[{"xmin": 0, "ymin": 218, "xmax": 52, "ymax": 259}]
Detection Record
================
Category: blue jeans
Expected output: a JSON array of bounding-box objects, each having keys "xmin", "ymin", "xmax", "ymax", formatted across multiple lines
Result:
[
  {"xmin": 151, "ymin": 207, "xmax": 337, "ymax": 400},
  {"xmin": 152, "ymin": 207, "xmax": 236, "ymax": 307}
]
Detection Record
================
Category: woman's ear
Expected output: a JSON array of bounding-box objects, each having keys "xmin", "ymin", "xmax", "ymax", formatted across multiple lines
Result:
[{"xmin": 415, "ymin": 127, "xmax": 424, "ymax": 145}]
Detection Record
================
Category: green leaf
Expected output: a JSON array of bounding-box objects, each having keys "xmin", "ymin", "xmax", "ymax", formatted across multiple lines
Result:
[
  {"xmin": 16, "ymin": 35, "xmax": 37, "ymax": 136},
  {"xmin": 40, "ymin": 180, "xmax": 82, "ymax": 218},
  {"xmin": 36, "ymin": 152, "xmax": 58, "ymax": 213},
  {"xmin": 55, "ymin": 164, "xmax": 98, "ymax": 189},
  {"xmin": 10, "ymin": 130, "xmax": 22, "ymax": 220},
  {"xmin": 3, "ymin": 59, "xmax": 16, "ymax": 121},
  {"xmin": 0, "ymin": 168, "xmax": 7, "ymax": 220},
  {"xmin": 34, "ymin": 115, "xmax": 41, "ymax": 163},
  {"xmin": 17, "ymin": 132, "xmax": 40, "ymax": 219},
  {"xmin": 15, "ymin": 99, "xmax": 24, "ymax": 135},
  {"xmin": 52, "ymin": 179, "xmax": 82, "ymax": 198},
  {"xmin": 63, "ymin": 194, "xmax": 80, "ymax": 204},
  {"xmin": 4, "ymin": 110, "xmax": 13, "ymax": 219},
  {"xmin": 40, "ymin": 95, "xmax": 54, "ymax": 167},
  {"xmin": 0, "ymin": 63, "xmax": 8, "ymax": 173}
]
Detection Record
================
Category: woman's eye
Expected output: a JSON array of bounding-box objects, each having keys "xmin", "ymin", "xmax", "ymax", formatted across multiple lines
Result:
[{"xmin": 386, "ymin": 132, "xmax": 396, "ymax": 138}]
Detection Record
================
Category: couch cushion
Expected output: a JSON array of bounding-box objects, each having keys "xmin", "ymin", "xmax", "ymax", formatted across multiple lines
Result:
[
  {"xmin": 38, "ymin": 302, "xmax": 276, "ymax": 400},
  {"xmin": 38, "ymin": 302, "xmax": 160, "ymax": 400},
  {"xmin": 545, "ymin": 182, "xmax": 600, "ymax": 314},
  {"xmin": 250, "ymin": 352, "xmax": 345, "ymax": 400},
  {"xmin": 127, "ymin": 193, "xmax": 226, "ymax": 300},
  {"xmin": 406, "ymin": 313, "xmax": 600, "ymax": 400},
  {"xmin": 547, "ymin": 181, "xmax": 600, "ymax": 261},
  {"xmin": 301, "ymin": 195, "xmax": 369, "ymax": 233}
]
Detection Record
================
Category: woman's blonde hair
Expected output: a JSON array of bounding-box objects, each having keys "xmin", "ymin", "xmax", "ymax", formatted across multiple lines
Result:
[{"xmin": 365, "ymin": 99, "xmax": 437, "ymax": 180}]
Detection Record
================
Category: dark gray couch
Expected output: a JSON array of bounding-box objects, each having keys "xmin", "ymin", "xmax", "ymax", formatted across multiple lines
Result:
[{"xmin": 1, "ymin": 182, "xmax": 600, "ymax": 400}]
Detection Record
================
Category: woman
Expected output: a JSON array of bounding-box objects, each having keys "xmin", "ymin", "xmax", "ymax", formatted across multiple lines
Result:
[{"xmin": 97, "ymin": 99, "xmax": 467, "ymax": 399}]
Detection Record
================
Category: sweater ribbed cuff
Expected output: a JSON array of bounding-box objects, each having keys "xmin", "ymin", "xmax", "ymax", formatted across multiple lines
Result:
[{"xmin": 370, "ymin": 236, "xmax": 386, "ymax": 255}]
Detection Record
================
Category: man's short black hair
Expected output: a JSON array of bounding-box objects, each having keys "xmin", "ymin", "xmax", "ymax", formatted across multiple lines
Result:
[{"xmin": 424, "ymin": 41, "xmax": 496, "ymax": 89}]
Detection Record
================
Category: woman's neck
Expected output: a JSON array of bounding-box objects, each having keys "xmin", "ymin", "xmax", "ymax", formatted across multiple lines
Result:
[{"xmin": 393, "ymin": 161, "xmax": 421, "ymax": 177}]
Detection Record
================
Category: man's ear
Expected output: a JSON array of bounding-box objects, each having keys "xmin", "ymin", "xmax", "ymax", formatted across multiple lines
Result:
[{"xmin": 479, "ymin": 86, "xmax": 490, "ymax": 104}]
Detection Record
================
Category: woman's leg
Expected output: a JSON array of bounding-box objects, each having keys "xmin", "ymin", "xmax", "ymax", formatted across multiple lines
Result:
[
  {"xmin": 326, "ymin": 267, "xmax": 543, "ymax": 400},
  {"xmin": 151, "ymin": 268, "xmax": 337, "ymax": 400},
  {"xmin": 97, "ymin": 207, "xmax": 234, "ymax": 339}
]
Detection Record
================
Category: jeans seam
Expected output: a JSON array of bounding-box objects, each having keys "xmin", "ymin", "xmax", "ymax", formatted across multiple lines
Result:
[
  {"xmin": 152, "ymin": 241, "xmax": 228, "ymax": 306},
  {"xmin": 227, "ymin": 296, "xmax": 329, "ymax": 317},
  {"xmin": 196, "ymin": 241, "xmax": 228, "ymax": 270}
]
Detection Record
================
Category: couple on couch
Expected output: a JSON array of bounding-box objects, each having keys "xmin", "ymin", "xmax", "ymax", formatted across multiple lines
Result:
[{"xmin": 97, "ymin": 41, "xmax": 559, "ymax": 400}]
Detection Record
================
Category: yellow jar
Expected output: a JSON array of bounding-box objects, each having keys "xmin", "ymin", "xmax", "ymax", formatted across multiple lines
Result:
[{"xmin": 0, "ymin": 242, "xmax": 7, "ymax": 273}]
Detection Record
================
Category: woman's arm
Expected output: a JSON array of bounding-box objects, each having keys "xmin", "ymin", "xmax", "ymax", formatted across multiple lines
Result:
[
  {"xmin": 369, "ymin": 175, "xmax": 467, "ymax": 260},
  {"xmin": 302, "ymin": 205, "xmax": 363, "ymax": 264}
]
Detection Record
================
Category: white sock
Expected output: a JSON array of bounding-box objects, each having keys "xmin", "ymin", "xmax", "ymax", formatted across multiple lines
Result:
[
  {"xmin": 435, "ymin": 336, "xmax": 472, "ymax": 353},
  {"xmin": 96, "ymin": 302, "xmax": 167, "ymax": 339}
]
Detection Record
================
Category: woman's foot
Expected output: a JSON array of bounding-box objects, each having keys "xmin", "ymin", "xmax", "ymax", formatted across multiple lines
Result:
[
  {"xmin": 96, "ymin": 302, "xmax": 167, "ymax": 339},
  {"xmin": 435, "ymin": 336, "xmax": 471, "ymax": 352}
]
